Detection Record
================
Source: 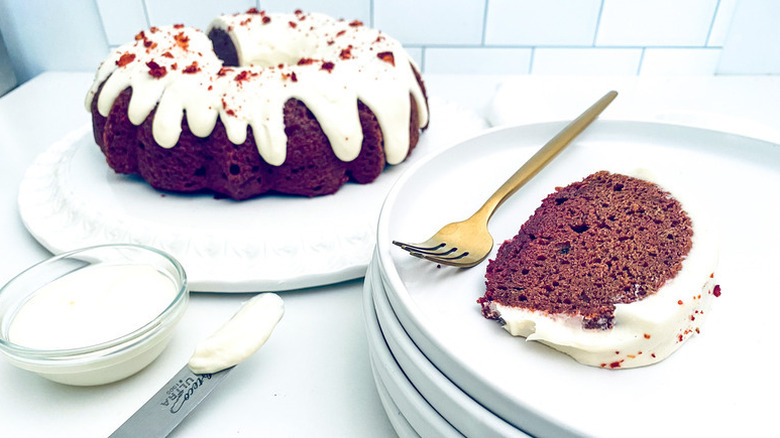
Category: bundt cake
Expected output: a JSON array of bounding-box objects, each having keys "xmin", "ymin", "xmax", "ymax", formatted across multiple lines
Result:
[
  {"xmin": 478, "ymin": 171, "xmax": 720, "ymax": 369},
  {"xmin": 85, "ymin": 9, "xmax": 429, "ymax": 200}
]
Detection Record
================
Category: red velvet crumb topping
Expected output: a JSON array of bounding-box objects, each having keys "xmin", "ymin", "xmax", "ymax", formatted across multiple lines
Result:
[
  {"xmin": 183, "ymin": 61, "xmax": 200, "ymax": 74},
  {"xmin": 377, "ymin": 51, "xmax": 395, "ymax": 66},
  {"xmin": 235, "ymin": 70, "xmax": 253, "ymax": 82},
  {"xmin": 116, "ymin": 52, "xmax": 135, "ymax": 67},
  {"xmin": 321, "ymin": 61, "xmax": 335, "ymax": 72},
  {"xmin": 339, "ymin": 46, "xmax": 353, "ymax": 60},
  {"xmin": 174, "ymin": 32, "xmax": 190, "ymax": 50},
  {"xmin": 146, "ymin": 61, "xmax": 167, "ymax": 78}
]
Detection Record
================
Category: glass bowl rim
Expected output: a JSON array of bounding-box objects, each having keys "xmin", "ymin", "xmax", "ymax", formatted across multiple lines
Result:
[{"xmin": 0, "ymin": 243, "xmax": 188, "ymax": 362}]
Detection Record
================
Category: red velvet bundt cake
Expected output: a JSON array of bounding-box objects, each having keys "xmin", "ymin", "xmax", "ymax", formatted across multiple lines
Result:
[
  {"xmin": 85, "ymin": 9, "xmax": 429, "ymax": 200},
  {"xmin": 478, "ymin": 171, "xmax": 720, "ymax": 369}
]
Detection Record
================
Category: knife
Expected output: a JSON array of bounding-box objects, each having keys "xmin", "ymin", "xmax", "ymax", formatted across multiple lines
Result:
[
  {"xmin": 108, "ymin": 365, "xmax": 235, "ymax": 437},
  {"xmin": 109, "ymin": 293, "xmax": 284, "ymax": 437}
]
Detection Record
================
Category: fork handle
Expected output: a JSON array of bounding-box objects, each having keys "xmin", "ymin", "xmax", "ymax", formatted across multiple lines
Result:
[{"xmin": 473, "ymin": 90, "xmax": 618, "ymax": 223}]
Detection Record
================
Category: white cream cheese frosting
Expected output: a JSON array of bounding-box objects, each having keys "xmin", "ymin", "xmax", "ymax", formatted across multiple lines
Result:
[
  {"xmin": 8, "ymin": 264, "xmax": 177, "ymax": 350},
  {"xmin": 85, "ymin": 10, "xmax": 428, "ymax": 167},
  {"xmin": 188, "ymin": 293, "xmax": 284, "ymax": 374},
  {"xmin": 486, "ymin": 169, "xmax": 720, "ymax": 369}
]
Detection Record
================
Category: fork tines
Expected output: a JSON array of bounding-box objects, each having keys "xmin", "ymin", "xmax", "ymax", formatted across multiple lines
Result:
[{"xmin": 391, "ymin": 240, "xmax": 469, "ymax": 265}]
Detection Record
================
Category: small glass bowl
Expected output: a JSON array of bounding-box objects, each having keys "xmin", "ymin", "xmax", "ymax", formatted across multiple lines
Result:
[{"xmin": 0, "ymin": 244, "xmax": 188, "ymax": 386}]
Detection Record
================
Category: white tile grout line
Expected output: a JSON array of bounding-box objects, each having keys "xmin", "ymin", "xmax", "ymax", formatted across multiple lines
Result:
[
  {"xmin": 592, "ymin": 0, "xmax": 606, "ymax": 47},
  {"xmin": 141, "ymin": 0, "xmax": 151, "ymax": 27},
  {"xmin": 406, "ymin": 44, "xmax": 721, "ymax": 50},
  {"xmin": 636, "ymin": 48, "xmax": 646, "ymax": 75},
  {"xmin": 481, "ymin": 0, "xmax": 490, "ymax": 46},
  {"xmin": 706, "ymin": 0, "xmax": 723, "ymax": 47},
  {"xmin": 94, "ymin": 0, "xmax": 111, "ymax": 51}
]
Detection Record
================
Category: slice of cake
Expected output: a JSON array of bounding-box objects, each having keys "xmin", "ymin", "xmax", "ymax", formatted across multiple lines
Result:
[{"xmin": 478, "ymin": 171, "xmax": 720, "ymax": 369}]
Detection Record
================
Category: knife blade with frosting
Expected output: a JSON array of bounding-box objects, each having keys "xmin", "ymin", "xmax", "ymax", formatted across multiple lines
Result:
[{"xmin": 109, "ymin": 293, "xmax": 284, "ymax": 438}]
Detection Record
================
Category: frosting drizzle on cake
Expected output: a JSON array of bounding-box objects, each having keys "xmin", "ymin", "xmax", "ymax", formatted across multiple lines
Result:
[{"xmin": 85, "ymin": 10, "xmax": 428, "ymax": 167}]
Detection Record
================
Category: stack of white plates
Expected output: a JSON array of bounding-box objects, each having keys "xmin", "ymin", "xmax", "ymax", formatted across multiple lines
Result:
[
  {"xmin": 364, "ymin": 259, "xmax": 530, "ymax": 437},
  {"xmin": 364, "ymin": 121, "xmax": 780, "ymax": 437}
]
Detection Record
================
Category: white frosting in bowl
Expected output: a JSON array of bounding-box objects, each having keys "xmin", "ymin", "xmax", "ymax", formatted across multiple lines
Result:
[
  {"xmin": 0, "ymin": 244, "xmax": 188, "ymax": 386},
  {"xmin": 8, "ymin": 264, "xmax": 177, "ymax": 350}
]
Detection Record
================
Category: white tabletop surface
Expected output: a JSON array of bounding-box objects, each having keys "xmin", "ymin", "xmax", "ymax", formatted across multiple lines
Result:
[{"xmin": 1, "ymin": 72, "xmax": 779, "ymax": 437}]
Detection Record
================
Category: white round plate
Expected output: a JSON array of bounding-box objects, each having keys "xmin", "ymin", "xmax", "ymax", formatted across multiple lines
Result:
[
  {"xmin": 367, "ymin": 256, "xmax": 530, "ymax": 438},
  {"xmin": 363, "ymin": 273, "xmax": 463, "ymax": 438},
  {"xmin": 371, "ymin": 367, "xmax": 421, "ymax": 438},
  {"xmin": 375, "ymin": 120, "xmax": 780, "ymax": 437},
  {"xmin": 18, "ymin": 97, "xmax": 486, "ymax": 292}
]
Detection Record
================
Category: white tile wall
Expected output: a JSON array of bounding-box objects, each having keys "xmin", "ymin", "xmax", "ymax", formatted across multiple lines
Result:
[
  {"xmin": 484, "ymin": 0, "xmax": 602, "ymax": 46},
  {"xmin": 95, "ymin": 0, "xmax": 147, "ymax": 46},
  {"xmin": 532, "ymin": 48, "xmax": 642, "ymax": 75},
  {"xmin": 1, "ymin": 0, "xmax": 779, "ymax": 86},
  {"xmin": 374, "ymin": 0, "xmax": 485, "ymax": 46},
  {"xmin": 145, "ymin": 0, "xmax": 256, "ymax": 35},
  {"xmin": 707, "ymin": 0, "xmax": 739, "ymax": 46},
  {"xmin": 260, "ymin": 0, "xmax": 371, "ymax": 23},
  {"xmin": 596, "ymin": 0, "xmax": 719, "ymax": 47},
  {"xmin": 424, "ymin": 47, "xmax": 532, "ymax": 75},
  {"xmin": 640, "ymin": 48, "xmax": 722, "ymax": 75},
  {"xmin": 0, "ymin": 0, "xmax": 107, "ymax": 85},
  {"xmin": 718, "ymin": 0, "xmax": 780, "ymax": 74},
  {"xmin": 0, "ymin": 30, "xmax": 16, "ymax": 95}
]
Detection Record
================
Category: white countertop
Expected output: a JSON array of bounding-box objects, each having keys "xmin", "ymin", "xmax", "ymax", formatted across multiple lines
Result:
[{"xmin": 1, "ymin": 72, "xmax": 778, "ymax": 437}]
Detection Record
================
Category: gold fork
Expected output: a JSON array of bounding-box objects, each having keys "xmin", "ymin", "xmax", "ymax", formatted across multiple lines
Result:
[{"xmin": 392, "ymin": 90, "xmax": 618, "ymax": 268}]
